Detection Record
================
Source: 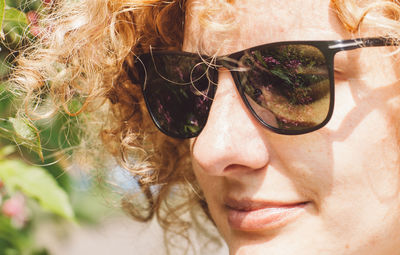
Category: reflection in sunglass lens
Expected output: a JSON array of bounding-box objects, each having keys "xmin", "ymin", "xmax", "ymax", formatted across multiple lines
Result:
[
  {"xmin": 235, "ymin": 44, "xmax": 331, "ymax": 131},
  {"xmin": 140, "ymin": 54, "xmax": 216, "ymax": 138}
]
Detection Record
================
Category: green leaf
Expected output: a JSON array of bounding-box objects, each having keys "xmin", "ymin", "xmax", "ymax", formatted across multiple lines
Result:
[
  {"xmin": 9, "ymin": 117, "xmax": 35, "ymax": 140},
  {"xmin": 9, "ymin": 117, "xmax": 43, "ymax": 161},
  {"xmin": 0, "ymin": 81, "xmax": 13, "ymax": 114},
  {"xmin": 4, "ymin": 0, "xmax": 20, "ymax": 9},
  {"xmin": 1, "ymin": 7, "xmax": 29, "ymax": 48},
  {"xmin": 0, "ymin": 145, "xmax": 15, "ymax": 158},
  {"xmin": 6, "ymin": 0, "xmax": 42, "ymax": 12},
  {"xmin": 0, "ymin": 48, "xmax": 12, "ymax": 79},
  {"xmin": 184, "ymin": 124, "xmax": 200, "ymax": 134},
  {"xmin": 0, "ymin": 119, "xmax": 43, "ymax": 161},
  {"xmin": 254, "ymin": 51, "xmax": 267, "ymax": 67},
  {"xmin": 270, "ymin": 69, "xmax": 293, "ymax": 85},
  {"xmin": 0, "ymin": 160, "xmax": 75, "ymax": 220},
  {"xmin": 4, "ymin": 7, "xmax": 28, "ymax": 26},
  {"xmin": 0, "ymin": 0, "xmax": 5, "ymax": 39}
]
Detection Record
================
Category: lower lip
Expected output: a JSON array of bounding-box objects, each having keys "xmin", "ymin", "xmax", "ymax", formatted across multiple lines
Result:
[{"xmin": 227, "ymin": 203, "xmax": 308, "ymax": 231}]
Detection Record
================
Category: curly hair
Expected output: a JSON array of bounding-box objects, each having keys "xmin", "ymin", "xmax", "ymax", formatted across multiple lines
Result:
[{"xmin": 10, "ymin": 0, "xmax": 400, "ymax": 252}]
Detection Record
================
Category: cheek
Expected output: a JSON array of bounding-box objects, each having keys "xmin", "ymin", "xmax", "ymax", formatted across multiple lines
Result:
[
  {"xmin": 330, "ymin": 109, "xmax": 400, "ymax": 197},
  {"xmin": 189, "ymin": 152, "xmax": 220, "ymax": 211},
  {"xmin": 319, "ymin": 69, "xmax": 400, "ymax": 248},
  {"xmin": 191, "ymin": 159, "xmax": 230, "ymax": 236},
  {"xmin": 328, "ymin": 62, "xmax": 400, "ymax": 202}
]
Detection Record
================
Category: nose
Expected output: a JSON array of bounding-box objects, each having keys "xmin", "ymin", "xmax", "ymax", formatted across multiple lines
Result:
[{"xmin": 191, "ymin": 69, "xmax": 271, "ymax": 175}]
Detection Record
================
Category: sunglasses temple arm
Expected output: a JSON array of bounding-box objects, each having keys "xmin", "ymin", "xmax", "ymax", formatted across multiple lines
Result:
[{"xmin": 328, "ymin": 37, "xmax": 398, "ymax": 52}]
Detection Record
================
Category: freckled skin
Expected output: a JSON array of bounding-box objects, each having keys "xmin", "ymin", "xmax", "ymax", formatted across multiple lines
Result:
[{"xmin": 185, "ymin": 0, "xmax": 400, "ymax": 254}]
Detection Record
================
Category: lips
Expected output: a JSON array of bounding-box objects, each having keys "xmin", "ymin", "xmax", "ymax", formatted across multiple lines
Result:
[{"xmin": 225, "ymin": 198, "xmax": 309, "ymax": 231}]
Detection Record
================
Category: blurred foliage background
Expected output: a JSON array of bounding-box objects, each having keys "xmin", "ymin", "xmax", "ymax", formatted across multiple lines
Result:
[{"xmin": 0, "ymin": 1, "xmax": 112, "ymax": 254}]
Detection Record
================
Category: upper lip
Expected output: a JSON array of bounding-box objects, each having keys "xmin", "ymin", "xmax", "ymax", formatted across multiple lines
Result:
[{"xmin": 224, "ymin": 197, "xmax": 309, "ymax": 211}]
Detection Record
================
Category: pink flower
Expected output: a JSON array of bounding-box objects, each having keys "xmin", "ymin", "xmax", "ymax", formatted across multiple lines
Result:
[
  {"xmin": 285, "ymin": 59, "xmax": 301, "ymax": 69},
  {"xmin": 27, "ymin": 11, "xmax": 42, "ymax": 37},
  {"xmin": 2, "ymin": 194, "xmax": 28, "ymax": 228},
  {"xmin": 264, "ymin": 56, "xmax": 280, "ymax": 65},
  {"xmin": 175, "ymin": 67, "xmax": 184, "ymax": 81},
  {"xmin": 26, "ymin": 11, "xmax": 39, "ymax": 25},
  {"xmin": 29, "ymin": 25, "xmax": 42, "ymax": 37}
]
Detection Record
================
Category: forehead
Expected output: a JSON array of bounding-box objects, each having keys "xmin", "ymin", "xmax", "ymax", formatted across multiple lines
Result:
[{"xmin": 183, "ymin": 0, "xmax": 349, "ymax": 54}]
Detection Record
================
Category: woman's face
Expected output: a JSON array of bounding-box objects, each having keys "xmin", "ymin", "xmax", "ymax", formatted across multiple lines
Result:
[{"xmin": 185, "ymin": 0, "xmax": 400, "ymax": 254}]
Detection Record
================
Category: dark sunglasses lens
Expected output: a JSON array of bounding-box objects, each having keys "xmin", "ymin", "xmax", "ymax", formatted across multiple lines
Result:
[
  {"xmin": 139, "ymin": 54, "xmax": 216, "ymax": 138},
  {"xmin": 236, "ymin": 44, "xmax": 331, "ymax": 132}
]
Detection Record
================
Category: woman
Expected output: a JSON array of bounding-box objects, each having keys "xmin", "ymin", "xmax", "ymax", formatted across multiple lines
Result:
[{"xmin": 12, "ymin": 0, "xmax": 400, "ymax": 254}]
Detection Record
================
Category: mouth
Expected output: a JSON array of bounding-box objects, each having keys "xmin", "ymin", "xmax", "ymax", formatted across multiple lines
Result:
[{"xmin": 225, "ymin": 199, "xmax": 310, "ymax": 232}]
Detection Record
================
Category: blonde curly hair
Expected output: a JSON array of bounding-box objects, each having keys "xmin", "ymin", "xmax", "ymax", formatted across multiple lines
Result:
[{"xmin": 10, "ymin": 0, "xmax": 400, "ymax": 251}]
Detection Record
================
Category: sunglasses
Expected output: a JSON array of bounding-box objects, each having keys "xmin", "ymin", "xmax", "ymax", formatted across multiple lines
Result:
[{"xmin": 130, "ymin": 37, "xmax": 394, "ymax": 139}]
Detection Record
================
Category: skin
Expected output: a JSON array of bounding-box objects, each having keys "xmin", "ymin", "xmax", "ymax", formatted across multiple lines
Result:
[{"xmin": 184, "ymin": 0, "xmax": 400, "ymax": 254}]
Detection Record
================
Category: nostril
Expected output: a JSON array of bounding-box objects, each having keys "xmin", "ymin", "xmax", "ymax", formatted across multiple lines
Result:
[{"xmin": 191, "ymin": 132, "xmax": 271, "ymax": 177}]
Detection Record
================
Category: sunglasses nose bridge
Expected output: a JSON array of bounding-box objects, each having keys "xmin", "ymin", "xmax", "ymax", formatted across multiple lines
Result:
[
  {"xmin": 192, "ymin": 68, "xmax": 271, "ymax": 174},
  {"xmin": 204, "ymin": 67, "xmax": 255, "ymax": 129},
  {"xmin": 207, "ymin": 62, "xmax": 266, "ymax": 131}
]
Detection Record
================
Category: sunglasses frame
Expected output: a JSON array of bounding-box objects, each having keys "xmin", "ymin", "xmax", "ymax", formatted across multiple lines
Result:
[{"xmin": 131, "ymin": 37, "xmax": 395, "ymax": 138}]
